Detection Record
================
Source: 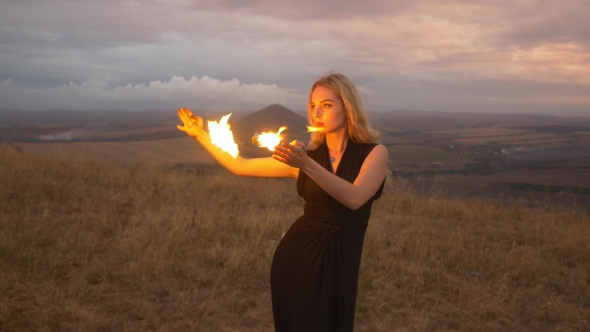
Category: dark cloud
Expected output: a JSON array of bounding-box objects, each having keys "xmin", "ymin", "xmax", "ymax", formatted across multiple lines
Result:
[
  {"xmin": 494, "ymin": 1, "xmax": 590, "ymax": 48},
  {"xmin": 0, "ymin": 75, "xmax": 304, "ymax": 110},
  {"xmin": 184, "ymin": 0, "xmax": 417, "ymax": 19},
  {"xmin": 0, "ymin": 0, "xmax": 588, "ymax": 115}
]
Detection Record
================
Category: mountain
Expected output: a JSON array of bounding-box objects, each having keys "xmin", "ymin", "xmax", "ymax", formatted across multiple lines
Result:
[{"xmin": 232, "ymin": 104, "xmax": 309, "ymax": 143}]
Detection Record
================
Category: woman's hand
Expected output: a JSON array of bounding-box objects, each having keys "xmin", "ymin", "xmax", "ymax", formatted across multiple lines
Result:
[
  {"xmin": 273, "ymin": 140, "xmax": 309, "ymax": 169},
  {"xmin": 176, "ymin": 107, "xmax": 205, "ymax": 138}
]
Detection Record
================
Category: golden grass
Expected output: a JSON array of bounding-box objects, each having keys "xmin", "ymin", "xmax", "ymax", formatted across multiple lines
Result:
[{"xmin": 1, "ymin": 144, "xmax": 589, "ymax": 331}]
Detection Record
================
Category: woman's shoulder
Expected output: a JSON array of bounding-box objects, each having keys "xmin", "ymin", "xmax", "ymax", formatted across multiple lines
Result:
[
  {"xmin": 350, "ymin": 142, "xmax": 387, "ymax": 160},
  {"xmin": 351, "ymin": 141, "xmax": 383, "ymax": 151}
]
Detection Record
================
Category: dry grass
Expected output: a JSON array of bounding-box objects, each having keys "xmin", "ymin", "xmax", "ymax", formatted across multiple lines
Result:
[{"xmin": 1, "ymin": 144, "xmax": 589, "ymax": 332}]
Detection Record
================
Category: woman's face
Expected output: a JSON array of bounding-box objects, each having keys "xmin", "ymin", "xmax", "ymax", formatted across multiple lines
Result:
[{"xmin": 309, "ymin": 86, "xmax": 347, "ymax": 134}]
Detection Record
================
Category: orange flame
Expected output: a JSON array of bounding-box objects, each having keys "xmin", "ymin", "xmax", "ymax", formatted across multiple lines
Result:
[
  {"xmin": 253, "ymin": 126, "xmax": 288, "ymax": 151},
  {"xmin": 208, "ymin": 113, "xmax": 239, "ymax": 158},
  {"xmin": 306, "ymin": 126, "xmax": 323, "ymax": 132}
]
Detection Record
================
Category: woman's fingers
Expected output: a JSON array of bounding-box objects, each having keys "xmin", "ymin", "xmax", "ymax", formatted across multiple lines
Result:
[
  {"xmin": 273, "ymin": 145, "xmax": 291, "ymax": 161},
  {"xmin": 181, "ymin": 111, "xmax": 192, "ymax": 124},
  {"xmin": 178, "ymin": 109, "xmax": 204, "ymax": 129},
  {"xmin": 274, "ymin": 143, "xmax": 306, "ymax": 167},
  {"xmin": 272, "ymin": 154, "xmax": 288, "ymax": 164},
  {"xmin": 177, "ymin": 109, "xmax": 189, "ymax": 124},
  {"xmin": 274, "ymin": 145, "xmax": 292, "ymax": 157},
  {"xmin": 290, "ymin": 140, "xmax": 304, "ymax": 147},
  {"xmin": 275, "ymin": 143, "xmax": 304, "ymax": 157},
  {"xmin": 273, "ymin": 149, "xmax": 288, "ymax": 159},
  {"xmin": 178, "ymin": 107, "xmax": 192, "ymax": 117},
  {"xmin": 277, "ymin": 142, "xmax": 304, "ymax": 158}
]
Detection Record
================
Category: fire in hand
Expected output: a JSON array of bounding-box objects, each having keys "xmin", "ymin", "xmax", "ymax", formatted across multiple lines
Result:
[
  {"xmin": 252, "ymin": 126, "xmax": 288, "ymax": 151},
  {"xmin": 306, "ymin": 126, "xmax": 323, "ymax": 132},
  {"xmin": 208, "ymin": 113, "xmax": 239, "ymax": 158}
]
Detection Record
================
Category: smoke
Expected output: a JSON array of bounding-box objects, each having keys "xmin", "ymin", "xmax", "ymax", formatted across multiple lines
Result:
[{"xmin": 37, "ymin": 129, "xmax": 87, "ymax": 141}]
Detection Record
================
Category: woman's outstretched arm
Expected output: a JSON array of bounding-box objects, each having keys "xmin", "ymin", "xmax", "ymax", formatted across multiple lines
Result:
[
  {"xmin": 273, "ymin": 141, "xmax": 388, "ymax": 209},
  {"xmin": 177, "ymin": 108, "xmax": 298, "ymax": 178}
]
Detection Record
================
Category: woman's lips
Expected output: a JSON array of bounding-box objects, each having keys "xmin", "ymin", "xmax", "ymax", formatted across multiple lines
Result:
[{"xmin": 315, "ymin": 122, "xmax": 325, "ymax": 127}]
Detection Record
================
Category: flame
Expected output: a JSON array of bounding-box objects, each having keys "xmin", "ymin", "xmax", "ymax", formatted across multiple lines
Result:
[
  {"xmin": 306, "ymin": 126, "xmax": 323, "ymax": 132},
  {"xmin": 253, "ymin": 126, "xmax": 288, "ymax": 151},
  {"xmin": 208, "ymin": 113, "xmax": 239, "ymax": 158}
]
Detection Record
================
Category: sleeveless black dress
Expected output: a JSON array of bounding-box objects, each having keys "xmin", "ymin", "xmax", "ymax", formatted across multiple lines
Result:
[{"xmin": 270, "ymin": 141, "xmax": 385, "ymax": 332}]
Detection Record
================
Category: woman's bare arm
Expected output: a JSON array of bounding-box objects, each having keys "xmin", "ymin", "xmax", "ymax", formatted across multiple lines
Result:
[
  {"xmin": 274, "ymin": 142, "xmax": 388, "ymax": 209},
  {"xmin": 177, "ymin": 108, "xmax": 298, "ymax": 178}
]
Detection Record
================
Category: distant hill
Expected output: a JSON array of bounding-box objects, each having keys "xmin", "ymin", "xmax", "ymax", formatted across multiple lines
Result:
[{"xmin": 232, "ymin": 104, "xmax": 309, "ymax": 145}]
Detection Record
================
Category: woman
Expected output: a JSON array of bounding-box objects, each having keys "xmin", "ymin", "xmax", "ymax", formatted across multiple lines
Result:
[{"xmin": 177, "ymin": 73, "xmax": 388, "ymax": 331}]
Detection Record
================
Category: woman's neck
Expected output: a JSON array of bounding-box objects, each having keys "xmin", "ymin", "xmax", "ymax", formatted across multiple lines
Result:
[{"xmin": 325, "ymin": 130, "xmax": 349, "ymax": 154}]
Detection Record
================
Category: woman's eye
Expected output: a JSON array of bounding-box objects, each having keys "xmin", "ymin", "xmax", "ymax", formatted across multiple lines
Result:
[
  {"xmin": 323, "ymin": 104, "xmax": 331, "ymax": 108},
  {"xmin": 310, "ymin": 104, "xmax": 316, "ymax": 109}
]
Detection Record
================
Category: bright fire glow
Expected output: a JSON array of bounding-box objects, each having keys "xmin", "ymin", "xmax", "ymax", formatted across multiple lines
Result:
[
  {"xmin": 306, "ymin": 126, "xmax": 323, "ymax": 132},
  {"xmin": 208, "ymin": 113, "xmax": 239, "ymax": 158},
  {"xmin": 253, "ymin": 126, "xmax": 288, "ymax": 151}
]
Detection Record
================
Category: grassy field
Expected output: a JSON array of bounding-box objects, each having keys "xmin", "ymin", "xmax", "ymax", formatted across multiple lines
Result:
[
  {"xmin": 15, "ymin": 137, "xmax": 277, "ymax": 164},
  {"xmin": 535, "ymin": 158, "xmax": 590, "ymax": 168},
  {"xmin": 379, "ymin": 134, "xmax": 415, "ymax": 145},
  {"xmin": 386, "ymin": 145, "xmax": 468, "ymax": 166},
  {"xmin": 15, "ymin": 138, "xmax": 214, "ymax": 165},
  {"xmin": 429, "ymin": 127, "xmax": 532, "ymax": 138},
  {"xmin": 455, "ymin": 133, "xmax": 573, "ymax": 145},
  {"xmin": 440, "ymin": 167, "xmax": 590, "ymax": 189},
  {"xmin": 573, "ymin": 132, "xmax": 590, "ymax": 146},
  {"xmin": 1, "ymin": 145, "xmax": 589, "ymax": 331},
  {"xmin": 500, "ymin": 137, "xmax": 575, "ymax": 146},
  {"xmin": 16, "ymin": 139, "xmax": 466, "ymax": 169}
]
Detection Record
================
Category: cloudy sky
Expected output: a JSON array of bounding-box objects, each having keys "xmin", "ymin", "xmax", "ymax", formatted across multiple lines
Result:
[{"xmin": 1, "ymin": 0, "xmax": 589, "ymax": 116}]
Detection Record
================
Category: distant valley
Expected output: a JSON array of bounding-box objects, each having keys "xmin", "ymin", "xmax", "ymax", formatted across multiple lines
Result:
[{"xmin": 2, "ymin": 106, "xmax": 590, "ymax": 210}]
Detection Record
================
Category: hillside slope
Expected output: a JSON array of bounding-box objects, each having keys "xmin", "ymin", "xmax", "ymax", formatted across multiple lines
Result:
[
  {"xmin": 1, "ymin": 145, "xmax": 589, "ymax": 331},
  {"xmin": 232, "ymin": 104, "xmax": 309, "ymax": 144}
]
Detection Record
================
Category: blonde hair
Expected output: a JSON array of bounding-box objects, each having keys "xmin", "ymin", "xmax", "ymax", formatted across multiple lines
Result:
[{"xmin": 307, "ymin": 72, "xmax": 380, "ymax": 148}]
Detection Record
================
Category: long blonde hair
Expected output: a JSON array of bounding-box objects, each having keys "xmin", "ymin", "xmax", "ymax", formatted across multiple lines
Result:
[{"xmin": 307, "ymin": 73, "xmax": 380, "ymax": 148}]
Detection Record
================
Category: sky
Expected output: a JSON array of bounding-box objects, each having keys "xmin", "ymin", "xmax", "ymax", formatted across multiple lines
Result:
[{"xmin": 1, "ymin": 0, "xmax": 589, "ymax": 116}]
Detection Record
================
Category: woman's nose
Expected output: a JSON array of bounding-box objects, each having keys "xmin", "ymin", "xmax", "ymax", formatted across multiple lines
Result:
[{"xmin": 314, "ymin": 107, "xmax": 323, "ymax": 118}]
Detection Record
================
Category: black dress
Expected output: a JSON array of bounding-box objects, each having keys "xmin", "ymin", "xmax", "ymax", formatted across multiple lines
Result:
[{"xmin": 270, "ymin": 141, "xmax": 385, "ymax": 332}]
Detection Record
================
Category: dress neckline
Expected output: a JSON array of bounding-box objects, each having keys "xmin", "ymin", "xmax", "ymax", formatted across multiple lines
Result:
[{"xmin": 325, "ymin": 141, "xmax": 351, "ymax": 175}]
